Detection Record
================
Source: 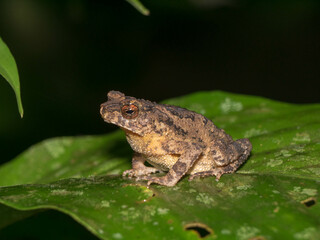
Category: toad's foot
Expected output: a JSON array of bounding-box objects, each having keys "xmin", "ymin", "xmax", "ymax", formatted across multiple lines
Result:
[
  {"xmin": 188, "ymin": 170, "xmax": 223, "ymax": 181},
  {"xmin": 136, "ymin": 175, "xmax": 178, "ymax": 187},
  {"xmin": 188, "ymin": 165, "xmax": 237, "ymax": 181},
  {"xmin": 122, "ymin": 167, "xmax": 160, "ymax": 178}
]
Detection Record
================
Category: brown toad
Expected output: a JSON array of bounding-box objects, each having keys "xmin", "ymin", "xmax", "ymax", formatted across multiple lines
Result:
[{"xmin": 100, "ymin": 91, "xmax": 252, "ymax": 187}]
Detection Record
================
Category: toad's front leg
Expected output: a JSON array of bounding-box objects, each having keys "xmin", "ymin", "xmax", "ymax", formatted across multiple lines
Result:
[
  {"xmin": 123, "ymin": 152, "xmax": 160, "ymax": 178},
  {"xmin": 138, "ymin": 147, "xmax": 202, "ymax": 187}
]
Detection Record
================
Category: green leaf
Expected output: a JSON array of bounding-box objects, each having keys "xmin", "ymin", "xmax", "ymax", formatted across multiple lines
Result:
[
  {"xmin": 126, "ymin": 0, "xmax": 150, "ymax": 16},
  {"xmin": 0, "ymin": 132, "xmax": 131, "ymax": 186},
  {"xmin": 0, "ymin": 37, "xmax": 23, "ymax": 118},
  {"xmin": 0, "ymin": 91, "xmax": 320, "ymax": 239}
]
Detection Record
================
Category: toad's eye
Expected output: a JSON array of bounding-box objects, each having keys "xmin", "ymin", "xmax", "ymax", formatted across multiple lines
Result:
[{"xmin": 121, "ymin": 104, "xmax": 139, "ymax": 119}]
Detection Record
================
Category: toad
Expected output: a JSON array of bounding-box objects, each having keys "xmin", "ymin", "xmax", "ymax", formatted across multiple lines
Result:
[{"xmin": 100, "ymin": 91, "xmax": 252, "ymax": 187}]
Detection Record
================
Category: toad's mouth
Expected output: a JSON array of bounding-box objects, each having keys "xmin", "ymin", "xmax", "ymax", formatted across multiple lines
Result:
[{"xmin": 121, "ymin": 127, "xmax": 143, "ymax": 137}]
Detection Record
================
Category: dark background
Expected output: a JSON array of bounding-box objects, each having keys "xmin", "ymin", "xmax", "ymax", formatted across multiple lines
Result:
[
  {"xmin": 1, "ymin": 0, "xmax": 320, "ymax": 164},
  {"xmin": 0, "ymin": 0, "xmax": 320, "ymax": 238}
]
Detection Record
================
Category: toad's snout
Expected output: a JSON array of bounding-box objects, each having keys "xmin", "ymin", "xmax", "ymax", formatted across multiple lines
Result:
[{"xmin": 100, "ymin": 103, "xmax": 108, "ymax": 117}]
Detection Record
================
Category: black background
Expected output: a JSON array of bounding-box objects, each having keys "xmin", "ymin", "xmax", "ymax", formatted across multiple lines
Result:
[{"xmin": 1, "ymin": 0, "xmax": 320, "ymax": 164}]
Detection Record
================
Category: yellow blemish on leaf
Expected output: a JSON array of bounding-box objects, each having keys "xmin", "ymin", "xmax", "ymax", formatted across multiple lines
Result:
[
  {"xmin": 196, "ymin": 193, "xmax": 216, "ymax": 205},
  {"xmin": 236, "ymin": 225, "xmax": 260, "ymax": 240},
  {"xmin": 236, "ymin": 185, "xmax": 252, "ymax": 190},
  {"xmin": 293, "ymin": 133, "xmax": 311, "ymax": 142},
  {"xmin": 44, "ymin": 140, "xmax": 66, "ymax": 158},
  {"xmin": 293, "ymin": 227, "xmax": 317, "ymax": 239},
  {"xmin": 157, "ymin": 208, "xmax": 169, "ymax": 215},
  {"xmin": 112, "ymin": 233, "xmax": 123, "ymax": 239},
  {"xmin": 51, "ymin": 189, "xmax": 84, "ymax": 196},
  {"xmin": 301, "ymin": 188, "xmax": 317, "ymax": 196},
  {"xmin": 101, "ymin": 200, "xmax": 110, "ymax": 208},
  {"xmin": 220, "ymin": 98, "xmax": 243, "ymax": 114},
  {"xmin": 266, "ymin": 159, "xmax": 283, "ymax": 167},
  {"xmin": 244, "ymin": 128, "xmax": 268, "ymax": 138}
]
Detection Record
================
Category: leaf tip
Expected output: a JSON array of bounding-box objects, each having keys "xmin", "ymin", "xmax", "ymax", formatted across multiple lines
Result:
[
  {"xmin": 16, "ymin": 93, "xmax": 24, "ymax": 118},
  {"xmin": 126, "ymin": 0, "xmax": 150, "ymax": 16},
  {"xmin": 142, "ymin": 9, "xmax": 150, "ymax": 16}
]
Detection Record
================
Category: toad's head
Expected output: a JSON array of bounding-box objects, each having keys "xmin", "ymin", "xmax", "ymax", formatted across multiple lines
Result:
[{"xmin": 100, "ymin": 91, "xmax": 155, "ymax": 136}]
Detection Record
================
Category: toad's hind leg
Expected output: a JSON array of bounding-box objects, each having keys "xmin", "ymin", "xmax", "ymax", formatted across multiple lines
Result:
[
  {"xmin": 188, "ymin": 158, "xmax": 245, "ymax": 181},
  {"xmin": 123, "ymin": 152, "xmax": 160, "ymax": 178},
  {"xmin": 215, "ymin": 138, "xmax": 252, "ymax": 167},
  {"xmin": 138, "ymin": 146, "xmax": 202, "ymax": 187},
  {"xmin": 189, "ymin": 138, "xmax": 252, "ymax": 181}
]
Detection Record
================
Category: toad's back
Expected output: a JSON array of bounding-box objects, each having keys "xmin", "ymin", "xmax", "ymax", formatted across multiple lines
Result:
[{"xmin": 151, "ymin": 104, "xmax": 234, "ymax": 146}]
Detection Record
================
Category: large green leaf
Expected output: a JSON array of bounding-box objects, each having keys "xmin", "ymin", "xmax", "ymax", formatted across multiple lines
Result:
[
  {"xmin": 0, "ymin": 132, "xmax": 130, "ymax": 186},
  {"xmin": 0, "ymin": 37, "xmax": 23, "ymax": 117},
  {"xmin": 0, "ymin": 91, "xmax": 319, "ymax": 239}
]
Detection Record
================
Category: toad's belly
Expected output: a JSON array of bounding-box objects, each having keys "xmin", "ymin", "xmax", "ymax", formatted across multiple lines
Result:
[{"xmin": 144, "ymin": 154, "xmax": 215, "ymax": 174}]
